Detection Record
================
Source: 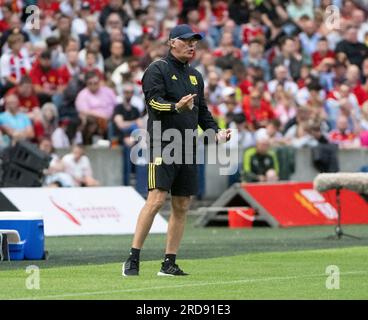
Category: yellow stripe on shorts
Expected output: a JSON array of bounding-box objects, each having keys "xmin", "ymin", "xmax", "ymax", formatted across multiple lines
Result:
[
  {"xmin": 152, "ymin": 164, "xmax": 155, "ymax": 189},
  {"xmin": 148, "ymin": 163, "xmax": 151, "ymax": 189},
  {"xmin": 148, "ymin": 163, "xmax": 156, "ymax": 189}
]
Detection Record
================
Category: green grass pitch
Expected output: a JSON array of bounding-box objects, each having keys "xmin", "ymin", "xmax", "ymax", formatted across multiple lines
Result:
[{"xmin": 1, "ymin": 217, "xmax": 368, "ymax": 300}]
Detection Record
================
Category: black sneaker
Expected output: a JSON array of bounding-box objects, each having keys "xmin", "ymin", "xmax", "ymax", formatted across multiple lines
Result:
[
  {"xmin": 157, "ymin": 261, "xmax": 189, "ymax": 276},
  {"xmin": 122, "ymin": 257, "xmax": 139, "ymax": 276}
]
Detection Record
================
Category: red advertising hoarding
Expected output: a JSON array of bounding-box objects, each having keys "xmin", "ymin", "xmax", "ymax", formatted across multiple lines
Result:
[{"xmin": 242, "ymin": 182, "xmax": 368, "ymax": 227}]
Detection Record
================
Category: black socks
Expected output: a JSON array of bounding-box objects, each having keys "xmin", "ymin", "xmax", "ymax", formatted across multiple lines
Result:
[
  {"xmin": 129, "ymin": 247, "xmax": 141, "ymax": 260},
  {"xmin": 164, "ymin": 254, "xmax": 176, "ymax": 264},
  {"xmin": 129, "ymin": 249, "xmax": 177, "ymax": 264}
]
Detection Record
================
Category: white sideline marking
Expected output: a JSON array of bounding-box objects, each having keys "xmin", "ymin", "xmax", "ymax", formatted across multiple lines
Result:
[{"xmin": 16, "ymin": 270, "xmax": 367, "ymax": 300}]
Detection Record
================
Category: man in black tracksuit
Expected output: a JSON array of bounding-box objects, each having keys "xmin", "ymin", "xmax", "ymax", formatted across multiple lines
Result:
[{"xmin": 123, "ymin": 24, "xmax": 231, "ymax": 277}]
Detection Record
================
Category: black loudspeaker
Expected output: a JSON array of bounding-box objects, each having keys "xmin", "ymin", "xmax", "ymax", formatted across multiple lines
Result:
[
  {"xmin": 7, "ymin": 140, "xmax": 51, "ymax": 172},
  {"xmin": 0, "ymin": 141, "xmax": 51, "ymax": 187},
  {"xmin": 1, "ymin": 162, "xmax": 43, "ymax": 187}
]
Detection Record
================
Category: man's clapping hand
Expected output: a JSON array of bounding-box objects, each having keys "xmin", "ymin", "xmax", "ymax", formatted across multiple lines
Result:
[{"xmin": 175, "ymin": 94, "xmax": 197, "ymax": 112}]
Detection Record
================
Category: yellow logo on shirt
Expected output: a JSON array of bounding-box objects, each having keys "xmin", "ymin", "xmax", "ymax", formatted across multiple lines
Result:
[
  {"xmin": 154, "ymin": 157, "xmax": 163, "ymax": 165},
  {"xmin": 171, "ymin": 75, "xmax": 178, "ymax": 80},
  {"xmin": 189, "ymin": 75, "xmax": 198, "ymax": 85}
]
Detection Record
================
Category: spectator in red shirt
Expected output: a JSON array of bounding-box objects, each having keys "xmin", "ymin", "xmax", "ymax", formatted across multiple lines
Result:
[
  {"xmin": 328, "ymin": 114, "xmax": 360, "ymax": 148},
  {"xmin": 242, "ymin": 89, "xmax": 276, "ymax": 130},
  {"xmin": 241, "ymin": 11, "xmax": 264, "ymax": 45},
  {"xmin": 213, "ymin": 31, "xmax": 242, "ymax": 60},
  {"xmin": 30, "ymin": 50, "xmax": 65, "ymax": 106},
  {"xmin": 5, "ymin": 75, "xmax": 44, "ymax": 142},
  {"xmin": 346, "ymin": 64, "xmax": 368, "ymax": 106},
  {"xmin": 37, "ymin": 0, "xmax": 60, "ymax": 18},
  {"xmin": 6, "ymin": 75, "xmax": 40, "ymax": 120},
  {"xmin": 312, "ymin": 37, "xmax": 335, "ymax": 69},
  {"xmin": 84, "ymin": 0, "xmax": 110, "ymax": 13},
  {"xmin": 0, "ymin": 3, "xmax": 11, "ymax": 33}
]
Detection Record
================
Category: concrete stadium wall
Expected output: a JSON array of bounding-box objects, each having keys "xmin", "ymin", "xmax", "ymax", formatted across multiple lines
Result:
[
  {"xmin": 56, "ymin": 146, "xmax": 368, "ymax": 199},
  {"xmin": 55, "ymin": 147, "xmax": 123, "ymax": 186},
  {"xmin": 204, "ymin": 147, "xmax": 368, "ymax": 199}
]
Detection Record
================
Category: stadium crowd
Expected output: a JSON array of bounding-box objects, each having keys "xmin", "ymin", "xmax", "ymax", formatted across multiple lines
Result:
[{"xmin": 1, "ymin": 0, "xmax": 368, "ymax": 187}]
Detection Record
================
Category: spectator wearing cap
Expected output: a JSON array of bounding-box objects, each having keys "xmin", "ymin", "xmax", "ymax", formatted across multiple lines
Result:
[
  {"xmin": 29, "ymin": 50, "xmax": 65, "ymax": 106},
  {"xmin": 0, "ymin": 31, "xmax": 32, "ymax": 93},
  {"xmin": 75, "ymin": 71, "xmax": 117, "ymax": 144},
  {"xmin": 71, "ymin": 2, "xmax": 92, "ymax": 36},
  {"xmin": 0, "ymin": 94, "xmax": 34, "ymax": 146}
]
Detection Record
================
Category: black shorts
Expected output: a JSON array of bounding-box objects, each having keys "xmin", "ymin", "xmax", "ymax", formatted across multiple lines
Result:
[{"xmin": 147, "ymin": 161, "xmax": 198, "ymax": 196}]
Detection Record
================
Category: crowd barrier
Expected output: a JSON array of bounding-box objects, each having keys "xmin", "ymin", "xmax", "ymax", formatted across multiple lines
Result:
[{"xmin": 56, "ymin": 146, "xmax": 368, "ymax": 200}]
